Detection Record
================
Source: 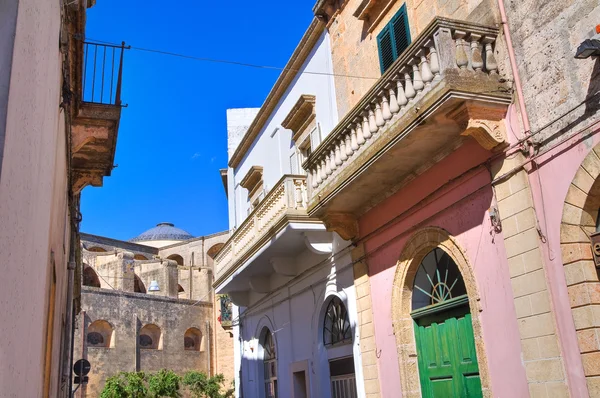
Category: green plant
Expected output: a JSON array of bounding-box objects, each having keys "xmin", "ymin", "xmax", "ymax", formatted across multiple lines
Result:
[
  {"xmin": 182, "ymin": 372, "xmax": 233, "ymax": 398},
  {"xmin": 148, "ymin": 369, "xmax": 181, "ymax": 398},
  {"xmin": 100, "ymin": 371, "xmax": 148, "ymax": 398}
]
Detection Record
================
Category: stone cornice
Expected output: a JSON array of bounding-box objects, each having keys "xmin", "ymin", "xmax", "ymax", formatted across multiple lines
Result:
[
  {"xmin": 281, "ymin": 94, "xmax": 316, "ymax": 142},
  {"xmin": 228, "ymin": 19, "xmax": 324, "ymax": 169}
]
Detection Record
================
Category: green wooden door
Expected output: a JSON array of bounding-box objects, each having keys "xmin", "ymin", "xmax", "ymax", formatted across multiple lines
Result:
[{"xmin": 414, "ymin": 303, "xmax": 482, "ymax": 398}]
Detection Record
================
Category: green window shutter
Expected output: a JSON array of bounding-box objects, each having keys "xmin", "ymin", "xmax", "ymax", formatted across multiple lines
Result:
[
  {"xmin": 377, "ymin": 4, "xmax": 412, "ymax": 74},
  {"xmin": 391, "ymin": 5, "xmax": 411, "ymax": 58},
  {"xmin": 377, "ymin": 25, "xmax": 394, "ymax": 73}
]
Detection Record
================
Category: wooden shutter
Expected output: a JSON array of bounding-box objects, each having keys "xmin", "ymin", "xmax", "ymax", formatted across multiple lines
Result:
[
  {"xmin": 391, "ymin": 5, "xmax": 411, "ymax": 59},
  {"xmin": 377, "ymin": 4, "xmax": 411, "ymax": 74},
  {"xmin": 290, "ymin": 151, "xmax": 299, "ymax": 175},
  {"xmin": 310, "ymin": 126, "xmax": 321, "ymax": 151},
  {"xmin": 377, "ymin": 25, "xmax": 395, "ymax": 73}
]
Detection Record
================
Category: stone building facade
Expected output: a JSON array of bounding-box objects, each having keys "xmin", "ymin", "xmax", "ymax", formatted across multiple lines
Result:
[
  {"xmin": 0, "ymin": 0, "xmax": 124, "ymax": 396},
  {"xmin": 74, "ymin": 226, "xmax": 234, "ymax": 397},
  {"xmin": 215, "ymin": 1, "xmax": 600, "ymax": 398}
]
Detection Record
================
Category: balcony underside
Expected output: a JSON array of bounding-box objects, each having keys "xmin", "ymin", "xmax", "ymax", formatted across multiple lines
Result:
[
  {"xmin": 307, "ymin": 72, "xmax": 511, "ymax": 220},
  {"xmin": 71, "ymin": 102, "xmax": 121, "ymax": 192},
  {"xmin": 215, "ymin": 219, "xmax": 329, "ymax": 297}
]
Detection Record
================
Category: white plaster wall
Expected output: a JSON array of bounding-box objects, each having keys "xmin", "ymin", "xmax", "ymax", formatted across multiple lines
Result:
[
  {"xmin": 229, "ymin": 31, "xmax": 338, "ymax": 228},
  {"xmin": 0, "ymin": 0, "xmax": 67, "ymax": 396},
  {"xmin": 235, "ymin": 235, "xmax": 365, "ymax": 398}
]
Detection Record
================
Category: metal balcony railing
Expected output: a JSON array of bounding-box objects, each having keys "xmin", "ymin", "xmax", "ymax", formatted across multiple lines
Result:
[{"xmin": 82, "ymin": 41, "xmax": 127, "ymax": 106}]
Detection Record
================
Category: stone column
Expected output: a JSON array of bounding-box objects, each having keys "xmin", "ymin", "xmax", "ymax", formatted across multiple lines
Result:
[
  {"xmin": 491, "ymin": 154, "xmax": 568, "ymax": 396},
  {"xmin": 351, "ymin": 243, "xmax": 381, "ymax": 398}
]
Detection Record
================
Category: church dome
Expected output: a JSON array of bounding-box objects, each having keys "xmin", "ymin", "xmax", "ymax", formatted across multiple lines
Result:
[{"xmin": 130, "ymin": 222, "xmax": 194, "ymax": 244}]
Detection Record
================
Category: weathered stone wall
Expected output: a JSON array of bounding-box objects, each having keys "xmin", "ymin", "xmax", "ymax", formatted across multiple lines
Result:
[
  {"xmin": 213, "ymin": 294, "xmax": 235, "ymax": 389},
  {"xmin": 74, "ymin": 287, "xmax": 213, "ymax": 397},
  {"xmin": 325, "ymin": 0, "xmax": 503, "ymax": 117},
  {"xmin": 504, "ymin": 0, "xmax": 600, "ymax": 146}
]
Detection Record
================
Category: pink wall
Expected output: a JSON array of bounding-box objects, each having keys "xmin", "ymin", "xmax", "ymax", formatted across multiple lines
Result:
[
  {"xmin": 0, "ymin": 0, "xmax": 70, "ymax": 396},
  {"xmin": 359, "ymin": 140, "xmax": 529, "ymax": 397},
  {"xmin": 526, "ymin": 127, "xmax": 600, "ymax": 397}
]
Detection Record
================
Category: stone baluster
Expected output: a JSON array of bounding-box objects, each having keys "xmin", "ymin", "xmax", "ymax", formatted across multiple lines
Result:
[
  {"xmin": 427, "ymin": 40, "xmax": 440, "ymax": 81},
  {"xmin": 351, "ymin": 124, "xmax": 361, "ymax": 149},
  {"xmin": 315, "ymin": 164, "xmax": 322, "ymax": 185},
  {"xmin": 320, "ymin": 158, "xmax": 327, "ymax": 181},
  {"xmin": 340, "ymin": 137, "xmax": 348, "ymax": 161},
  {"xmin": 362, "ymin": 113, "xmax": 372, "ymax": 140},
  {"xmin": 368, "ymin": 108, "xmax": 378, "ymax": 134},
  {"xmin": 381, "ymin": 93, "xmax": 392, "ymax": 121},
  {"xmin": 375, "ymin": 101, "xmax": 386, "ymax": 127},
  {"xmin": 483, "ymin": 37, "xmax": 498, "ymax": 74},
  {"xmin": 346, "ymin": 133, "xmax": 354, "ymax": 156},
  {"xmin": 470, "ymin": 34, "xmax": 483, "ymax": 72},
  {"xmin": 325, "ymin": 153, "xmax": 332, "ymax": 176},
  {"xmin": 388, "ymin": 83, "xmax": 400, "ymax": 114},
  {"xmin": 329, "ymin": 148, "xmax": 337, "ymax": 172},
  {"xmin": 397, "ymin": 78, "xmax": 408, "ymax": 108},
  {"xmin": 412, "ymin": 62, "xmax": 424, "ymax": 93},
  {"xmin": 417, "ymin": 49, "xmax": 433, "ymax": 87},
  {"xmin": 334, "ymin": 141, "xmax": 342, "ymax": 167},
  {"xmin": 355, "ymin": 119, "xmax": 366, "ymax": 146},
  {"xmin": 404, "ymin": 70, "xmax": 416, "ymax": 101},
  {"xmin": 454, "ymin": 30, "xmax": 469, "ymax": 69}
]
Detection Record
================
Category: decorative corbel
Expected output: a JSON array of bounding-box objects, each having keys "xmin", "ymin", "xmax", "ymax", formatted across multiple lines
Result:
[
  {"xmin": 71, "ymin": 170, "xmax": 104, "ymax": 193},
  {"xmin": 449, "ymin": 102, "xmax": 508, "ymax": 151},
  {"xmin": 323, "ymin": 212, "xmax": 359, "ymax": 241}
]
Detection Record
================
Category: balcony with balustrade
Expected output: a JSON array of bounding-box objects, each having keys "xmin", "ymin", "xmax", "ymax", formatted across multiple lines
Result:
[
  {"xmin": 213, "ymin": 175, "xmax": 332, "ymax": 305},
  {"xmin": 303, "ymin": 18, "xmax": 512, "ymax": 237},
  {"xmin": 68, "ymin": 33, "xmax": 128, "ymax": 192}
]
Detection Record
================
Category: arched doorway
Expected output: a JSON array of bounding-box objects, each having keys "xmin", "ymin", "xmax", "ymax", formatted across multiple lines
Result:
[
  {"xmin": 259, "ymin": 328, "xmax": 278, "ymax": 398},
  {"xmin": 83, "ymin": 266, "xmax": 101, "ymax": 288},
  {"xmin": 392, "ymin": 227, "xmax": 491, "ymax": 397},
  {"xmin": 411, "ymin": 247, "xmax": 480, "ymax": 397}
]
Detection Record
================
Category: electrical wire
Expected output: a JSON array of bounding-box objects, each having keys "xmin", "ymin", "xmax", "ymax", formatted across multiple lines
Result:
[{"xmin": 83, "ymin": 37, "xmax": 380, "ymax": 81}]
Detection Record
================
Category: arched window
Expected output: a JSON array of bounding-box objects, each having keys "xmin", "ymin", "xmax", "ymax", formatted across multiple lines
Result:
[
  {"xmin": 87, "ymin": 246, "xmax": 107, "ymax": 252},
  {"xmin": 83, "ymin": 266, "xmax": 101, "ymax": 288},
  {"xmin": 261, "ymin": 329, "xmax": 277, "ymax": 398},
  {"xmin": 167, "ymin": 254, "xmax": 184, "ymax": 266},
  {"xmin": 323, "ymin": 296, "xmax": 352, "ymax": 346},
  {"xmin": 184, "ymin": 327, "xmax": 202, "ymax": 351},
  {"xmin": 411, "ymin": 247, "xmax": 467, "ymax": 311},
  {"xmin": 87, "ymin": 320, "xmax": 114, "ymax": 348},
  {"xmin": 134, "ymin": 254, "xmax": 148, "ymax": 260},
  {"xmin": 139, "ymin": 324, "xmax": 162, "ymax": 350},
  {"xmin": 134, "ymin": 274, "xmax": 146, "ymax": 293}
]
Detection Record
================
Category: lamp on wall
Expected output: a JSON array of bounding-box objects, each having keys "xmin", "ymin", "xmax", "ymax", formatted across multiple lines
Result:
[
  {"xmin": 148, "ymin": 281, "xmax": 160, "ymax": 291},
  {"xmin": 575, "ymin": 25, "xmax": 600, "ymax": 59}
]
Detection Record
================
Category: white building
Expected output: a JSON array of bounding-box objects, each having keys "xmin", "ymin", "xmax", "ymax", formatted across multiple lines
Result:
[{"xmin": 215, "ymin": 19, "xmax": 366, "ymax": 398}]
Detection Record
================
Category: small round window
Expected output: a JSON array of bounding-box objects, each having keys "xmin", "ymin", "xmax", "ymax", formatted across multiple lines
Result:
[
  {"xmin": 412, "ymin": 248, "xmax": 467, "ymax": 311},
  {"xmin": 323, "ymin": 296, "xmax": 352, "ymax": 346}
]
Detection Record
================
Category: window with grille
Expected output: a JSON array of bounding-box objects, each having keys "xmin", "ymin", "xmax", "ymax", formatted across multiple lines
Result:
[
  {"xmin": 377, "ymin": 4, "xmax": 411, "ymax": 73},
  {"xmin": 262, "ymin": 329, "xmax": 278, "ymax": 398},
  {"xmin": 323, "ymin": 296, "xmax": 352, "ymax": 346}
]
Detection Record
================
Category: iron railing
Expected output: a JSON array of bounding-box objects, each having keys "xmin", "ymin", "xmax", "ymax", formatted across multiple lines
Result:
[{"xmin": 82, "ymin": 41, "xmax": 127, "ymax": 106}]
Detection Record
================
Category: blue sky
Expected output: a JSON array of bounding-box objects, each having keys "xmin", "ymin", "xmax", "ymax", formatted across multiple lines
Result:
[{"xmin": 81, "ymin": 0, "xmax": 316, "ymax": 240}]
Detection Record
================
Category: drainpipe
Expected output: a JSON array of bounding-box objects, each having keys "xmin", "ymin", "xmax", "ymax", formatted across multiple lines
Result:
[
  {"xmin": 63, "ymin": 229, "xmax": 76, "ymax": 397},
  {"xmin": 496, "ymin": 0, "xmax": 532, "ymax": 138},
  {"xmin": 206, "ymin": 320, "xmax": 211, "ymax": 376}
]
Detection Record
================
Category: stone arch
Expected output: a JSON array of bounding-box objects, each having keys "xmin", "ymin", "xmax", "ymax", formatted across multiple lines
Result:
[
  {"xmin": 87, "ymin": 246, "xmax": 107, "ymax": 252},
  {"xmin": 139, "ymin": 324, "xmax": 162, "ymax": 350},
  {"xmin": 391, "ymin": 226, "xmax": 491, "ymax": 397},
  {"xmin": 167, "ymin": 254, "xmax": 184, "ymax": 266},
  {"xmin": 184, "ymin": 327, "xmax": 203, "ymax": 352},
  {"xmin": 87, "ymin": 320, "xmax": 114, "ymax": 348},
  {"xmin": 83, "ymin": 266, "xmax": 101, "ymax": 288},
  {"xmin": 207, "ymin": 243, "xmax": 224, "ymax": 268},
  {"xmin": 560, "ymin": 144, "xmax": 600, "ymax": 391},
  {"xmin": 134, "ymin": 254, "xmax": 148, "ymax": 260},
  {"xmin": 134, "ymin": 274, "xmax": 146, "ymax": 294}
]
